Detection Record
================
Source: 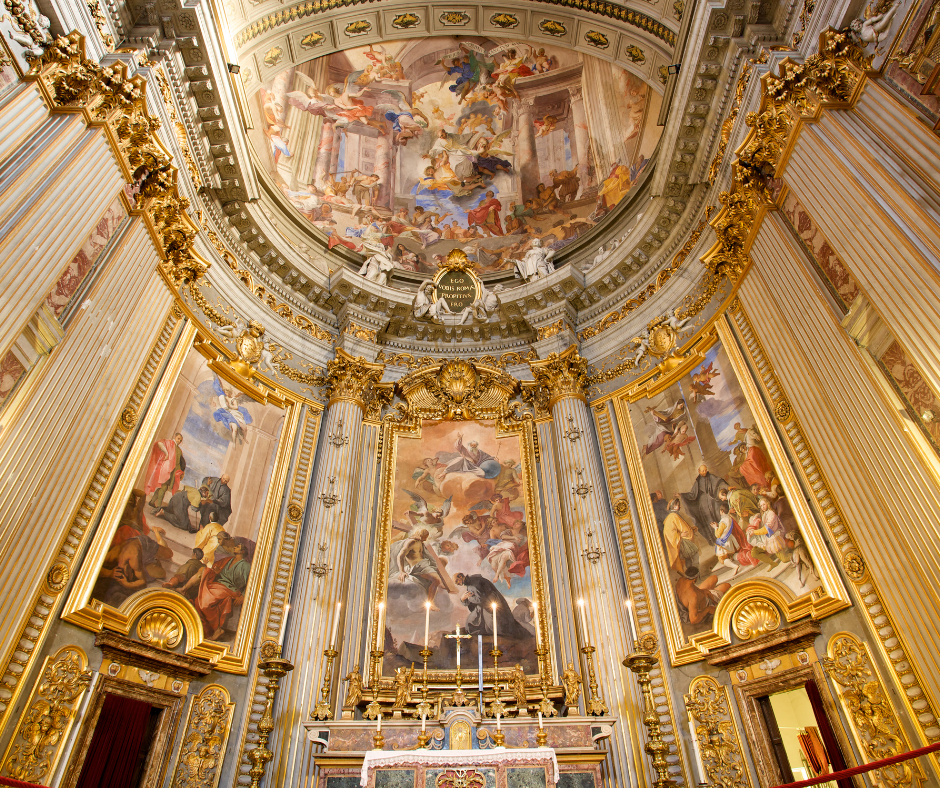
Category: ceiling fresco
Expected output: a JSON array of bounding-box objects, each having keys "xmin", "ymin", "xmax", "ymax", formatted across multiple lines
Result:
[{"xmin": 249, "ymin": 37, "xmax": 663, "ymax": 274}]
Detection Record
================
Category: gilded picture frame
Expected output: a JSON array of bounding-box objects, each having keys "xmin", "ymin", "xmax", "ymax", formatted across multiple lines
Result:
[
  {"xmin": 614, "ymin": 322, "xmax": 850, "ymax": 665},
  {"xmin": 61, "ymin": 324, "xmax": 300, "ymax": 673},
  {"xmin": 368, "ymin": 361, "xmax": 551, "ymax": 685}
]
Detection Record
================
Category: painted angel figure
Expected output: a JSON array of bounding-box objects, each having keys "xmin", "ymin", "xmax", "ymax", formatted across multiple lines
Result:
[
  {"xmin": 325, "ymin": 74, "xmax": 376, "ymax": 127},
  {"xmin": 688, "ymin": 361, "xmax": 720, "ymax": 402},
  {"xmin": 374, "ymin": 90, "xmax": 429, "ymax": 145},
  {"xmin": 403, "ymin": 489, "xmax": 453, "ymax": 536},
  {"xmin": 285, "ymin": 87, "xmax": 339, "ymax": 121},
  {"xmin": 642, "ymin": 401, "xmax": 687, "ymax": 456},
  {"xmin": 212, "ymin": 376, "xmax": 253, "ymax": 443}
]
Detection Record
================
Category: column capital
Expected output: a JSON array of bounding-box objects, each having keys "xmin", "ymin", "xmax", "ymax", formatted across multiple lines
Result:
[
  {"xmin": 528, "ymin": 344, "xmax": 588, "ymax": 409},
  {"xmin": 326, "ymin": 348, "xmax": 385, "ymax": 409}
]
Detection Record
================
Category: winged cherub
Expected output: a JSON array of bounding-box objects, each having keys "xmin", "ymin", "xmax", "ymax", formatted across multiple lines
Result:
[
  {"xmin": 642, "ymin": 401, "xmax": 688, "ymax": 456},
  {"xmin": 403, "ymin": 489, "xmax": 453, "ymax": 538}
]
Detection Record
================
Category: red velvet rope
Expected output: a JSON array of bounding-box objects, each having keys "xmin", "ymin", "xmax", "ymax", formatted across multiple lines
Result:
[
  {"xmin": 0, "ymin": 777, "xmax": 50, "ymax": 788},
  {"xmin": 769, "ymin": 740, "xmax": 940, "ymax": 788}
]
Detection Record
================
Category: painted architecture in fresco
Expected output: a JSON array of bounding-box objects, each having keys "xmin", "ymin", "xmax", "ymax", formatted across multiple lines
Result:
[
  {"xmin": 382, "ymin": 420, "xmax": 536, "ymax": 675},
  {"xmin": 251, "ymin": 38, "xmax": 662, "ymax": 272},
  {"xmin": 629, "ymin": 342, "xmax": 821, "ymax": 639},
  {"xmin": 91, "ymin": 349, "xmax": 285, "ymax": 642}
]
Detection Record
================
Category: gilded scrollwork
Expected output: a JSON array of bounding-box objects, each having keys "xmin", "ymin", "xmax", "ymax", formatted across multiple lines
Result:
[
  {"xmin": 528, "ymin": 345, "xmax": 588, "ymax": 407},
  {"xmin": 684, "ymin": 676, "xmax": 751, "ymax": 788},
  {"xmin": 171, "ymin": 685, "xmax": 235, "ymax": 788},
  {"xmin": 1, "ymin": 647, "xmax": 92, "ymax": 784},
  {"xmin": 824, "ymin": 632, "xmax": 923, "ymax": 788}
]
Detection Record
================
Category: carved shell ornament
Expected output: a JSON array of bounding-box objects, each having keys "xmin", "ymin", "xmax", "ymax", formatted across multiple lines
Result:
[
  {"xmin": 732, "ymin": 598, "xmax": 781, "ymax": 640},
  {"xmin": 438, "ymin": 360, "xmax": 479, "ymax": 404}
]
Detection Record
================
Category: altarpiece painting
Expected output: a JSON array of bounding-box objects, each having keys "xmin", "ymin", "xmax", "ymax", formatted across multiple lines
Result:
[
  {"xmin": 64, "ymin": 330, "xmax": 295, "ymax": 671},
  {"xmin": 617, "ymin": 326, "xmax": 848, "ymax": 663}
]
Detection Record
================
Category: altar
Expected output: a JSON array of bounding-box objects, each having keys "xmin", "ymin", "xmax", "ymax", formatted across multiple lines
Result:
[{"xmin": 360, "ymin": 747, "xmax": 558, "ymax": 787}]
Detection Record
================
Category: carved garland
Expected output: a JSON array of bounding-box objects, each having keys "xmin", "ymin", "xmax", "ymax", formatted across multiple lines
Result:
[
  {"xmin": 171, "ymin": 685, "xmax": 235, "ymax": 788},
  {"xmin": 685, "ymin": 676, "xmax": 752, "ymax": 788}
]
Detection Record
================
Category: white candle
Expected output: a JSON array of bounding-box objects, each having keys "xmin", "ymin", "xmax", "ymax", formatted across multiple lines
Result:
[
  {"xmin": 626, "ymin": 599, "xmax": 638, "ymax": 648},
  {"xmin": 330, "ymin": 602, "xmax": 341, "ymax": 648},
  {"xmin": 424, "ymin": 601, "xmax": 430, "ymax": 647},
  {"xmin": 533, "ymin": 602, "xmax": 542, "ymax": 645},
  {"xmin": 496, "ymin": 712, "xmax": 501, "ymax": 731},
  {"xmin": 376, "ymin": 603, "xmax": 384, "ymax": 651},
  {"xmin": 279, "ymin": 604, "xmax": 290, "ymax": 646},
  {"xmin": 538, "ymin": 711, "xmax": 543, "ymax": 729},
  {"xmin": 377, "ymin": 713, "xmax": 382, "ymax": 733},
  {"xmin": 421, "ymin": 712, "xmax": 426, "ymax": 733},
  {"xmin": 576, "ymin": 598, "xmax": 585, "ymax": 643},
  {"xmin": 689, "ymin": 716, "xmax": 705, "ymax": 783},
  {"xmin": 492, "ymin": 603, "xmax": 498, "ymax": 649}
]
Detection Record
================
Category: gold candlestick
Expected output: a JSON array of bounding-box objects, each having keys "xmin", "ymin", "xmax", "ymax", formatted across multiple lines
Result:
[
  {"xmin": 420, "ymin": 647, "xmax": 432, "ymax": 699},
  {"xmin": 624, "ymin": 653, "xmax": 676, "ymax": 788},
  {"xmin": 581, "ymin": 645, "xmax": 609, "ymax": 716},
  {"xmin": 535, "ymin": 647, "xmax": 556, "ymax": 717},
  {"xmin": 452, "ymin": 662, "xmax": 469, "ymax": 706},
  {"xmin": 490, "ymin": 647, "xmax": 502, "ymax": 691},
  {"xmin": 492, "ymin": 724, "xmax": 506, "ymax": 747},
  {"xmin": 312, "ymin": 647, "xmax": 338, "ymax": 720},
  {"xmin": 369, "ymin": 649, "xmax": 384, "ymax": 688},
  {"xmin": 247, "ymin": 648, "xmax": 294, "ymax": 788},
  {"xmin": 372, "ymin": 730, "xmax": 385, "ymax": 750}
]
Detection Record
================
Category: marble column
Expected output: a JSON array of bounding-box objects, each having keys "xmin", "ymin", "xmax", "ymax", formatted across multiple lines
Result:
[
  {"xmin": 270, "ymin": 349, "xmax": 386, "ymax": 786},
  {"xmin": 373, "ymin": 130, "xmax": 395, "ymax": 210},
  {"xmin": 312, "ymin": 119, "xmax": 335, "ymax": 191},
  {"xmin": 529, "ymin": 346, "xmax": 640, "ymax": 787},
  {"xmin": 567, "ymin": 86, "xmax": 591, "ymax": 198},
  {"xmin": 515, "ymin": 96, "xmax": 538, "ymax": 200}
]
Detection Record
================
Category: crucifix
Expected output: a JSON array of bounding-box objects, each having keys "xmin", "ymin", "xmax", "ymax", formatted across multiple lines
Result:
[{"xmin": 445, "ymin": 624, "xmax": 472, "ymax": 706}]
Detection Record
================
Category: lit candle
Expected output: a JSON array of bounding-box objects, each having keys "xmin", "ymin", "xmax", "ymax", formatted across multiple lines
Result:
[
  {"xmin": 377, "ymin": 713, "xmax": 382, "ymax": 733},
  {"xmin": 279, "ymin": 604, "xmax": 290, "ymax": 646},
  {"xmin": 492, "ymin": 603, "xmax": 498, "ymax": 649},
  {"xmin": 421, "ymin": 711, "xmax": 426, "ymax": 733},
  {"xmin": 424, "ymin": 601, "xmax": 430, "ymax": 647},
  {"xmin": 376, "ymin": 603, "xmax": 385, "ymax": 651},
  {"xmin": 478, "ymin": 635, "xmax": 484, "ymax": 696},
  {"xmin": 533, "ymin": 602, "xmax": 542, "ymax": 646},
  {"xmin": 496, "ymin": 712, "xmax": 501, "ymax": 731},
  {"xmin": 625, "ymin": 599, "xmax": 638, "ymax": 649},
  {"xmin": 576, "ymin": 598, "xmax": 585, "ymax": 643},
  {"xmin": 330, "ymin": 602, "xmax": 341, "ymax": 648},
  {"xmin": 689, "ymin": 716, "xmax": 705, "ymax": 783},
  {"xmin": 538, "ymin": 711, "xmax": 543, "ymax": 729}
]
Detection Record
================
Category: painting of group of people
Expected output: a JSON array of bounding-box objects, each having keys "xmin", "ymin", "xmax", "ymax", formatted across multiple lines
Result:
[
  {"xmin": 629, "ymin": 342, "xmax": 821, "ymax": 639},
  {"xmin": 382, "ymin": 420, "xmax": 538, "ymax": 675},
  {"xmin": 253, "ymin": 37, "xmax": 661, "ymax": 274},
  {"xmin": 91, "ymin": 349, "xmax": 284, "ymax": 643}
]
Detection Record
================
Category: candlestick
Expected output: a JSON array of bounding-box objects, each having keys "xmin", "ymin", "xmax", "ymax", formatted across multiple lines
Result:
[
  {"xmin": 373, "ymin": 713, "xmax": 384, "ymax": 750},
  {"xmin": 492, "ymin": 603, "xmax": 498, "ymax": 649},
  {"xmin": 536, "ymin": 710, "xmax": 548, "ymax": 747},
  {"xmin": 497, "ymin": 712, "xmax": 501, "ymax": 731},
  {"xmin": 538, "ymin": 710, "xmax": 543, "ymax": 728},
  {"xmin": 625, "ymin": 652, "xmax": 676, "ymax": 788},
  {"xmin": 581, "ymin": 645, "xmax": 609, "ymax": 715},
  {"xmin": 424, "ymin": 601, "xmax": 430, "ymax": 647},
  {"xmin": 456, "ymin": 625, "xmax": 461, "ymax": 668},
  {"xmin": 420, "ymin": 647, "xmax": 432, "ymax": 699},
  {"xmin": 534, "ymin": 647, "xmax": 556, "ymax": 717},
  {"xmin": 626, "ymin": 599, "xmax": 638, "ymax": 650},
  {"xmin": 369, "ymin": 649, "xmax": 385, "ymax": 688},
  {"xmin": 377, "ymin": 713, "xmax": 382, "ymax": 732},
  {"xmin": 330, "ymin": 602, "xmax": 341, "ymax": 648},
  {"xmin": 247, "ymin": 651, "xmax": 294, "ymax": 788},
  {"xmin": 312, "ymin": 647, "xmax": 338, "ymax": 720}
]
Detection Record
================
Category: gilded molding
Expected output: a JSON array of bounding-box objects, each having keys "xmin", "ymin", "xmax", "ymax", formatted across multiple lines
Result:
[
  {"xmin": 233, "ymin": 0, "xmax": 676, "ymax": 48},
  {"xmin": 1, "ymin": 646, "xmax": 92, "ymax": 784},
  {"xmin": 684, "ymin": 676, "xmax": 751, "ymax": 788},
  {"xmin": 170, "ymin": 685, "xmax": 235, "ymax": 788},
  {"xmin": 0, "ymin": 308, "xmax": 181, "ymax": 730},
  {"xmin": 326, "ymin": 349, "xmax": 385, "ymax": 409},
  {"xmin": 536, "ymin": 319, "xmax": 570, "ymax": 340},
  {"xmin": 824, "ymin": 632, "xmax": 926, "ymax": 788},
  {"xmin": 377, "ymin": 350, "xmax": 537, "ymax": 372},
  {"xmin": 528, "ymin": 345, "xmax": 588, "ymax": 408},
  {"xmin": 728, "ymin": 305, "xmax": 940, "ymax": 743}
]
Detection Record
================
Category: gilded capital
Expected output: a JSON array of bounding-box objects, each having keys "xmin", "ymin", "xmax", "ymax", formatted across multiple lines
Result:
[
  {"xmin": 528, "ymin": 345, "xmax": 588, "ymax": 409},
  {"xmin": 326, "ymin": 348, "xmax": 385, "ymax": 409}
]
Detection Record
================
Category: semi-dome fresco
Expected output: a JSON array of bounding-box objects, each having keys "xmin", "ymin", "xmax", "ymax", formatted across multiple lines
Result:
[{"xmin": 250, "ymin": 37, "xmax": 663, "ymax": 272}]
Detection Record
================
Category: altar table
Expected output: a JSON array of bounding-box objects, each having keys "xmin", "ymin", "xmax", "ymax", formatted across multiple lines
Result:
[
  {"xmin": 360, "ymin": 747, "xmax": 559, "ymax": 786},
  {"xmin": 359, "ymin": 747, "xmax": 559, "ymax": 788}
]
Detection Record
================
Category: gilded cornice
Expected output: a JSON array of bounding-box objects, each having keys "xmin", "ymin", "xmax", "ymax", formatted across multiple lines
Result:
[
  {"xmin": 234, "ymin": 0, "xmax": 676, "ymax": 48},
  {"xmin": 528, "ymin": 345, "xmax": 589, "ymax": 409},
  {"xmin": 325, "ymin": 348, "xmax": 385, "ymax": 408}
]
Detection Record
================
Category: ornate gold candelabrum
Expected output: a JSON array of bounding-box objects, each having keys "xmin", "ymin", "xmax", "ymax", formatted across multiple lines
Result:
[
  {"xmin": 420, "ymin": 647, "xmax": 432, "ymax": 700},
  {"xmin": 581, "ymin": 645, "xmax": 609, "ymax": 715},
  {"xmin": 247, "ymin": 648, "xmax": 294, "ymax": 788},
  {"xmin": 415, "ymin": 647, "xmax": 433, "ymax": 748},
  {"xmin": 452, "ymin": 662, "xmax": 469, "ymax": 706},
  {"xmin": 312, "ymin": 647, "xmax": 338, "ymax": 720},
  {"xmin": 534, "ymin": 647, "xmax": 556, "ymax": 716},
  {"xmin": 624, "ymin": 652, "xmax": 676, "ymax": 788},
  {"xmin": 490, "ymin": 647, "xmax": 502, "ymax": 694},
  {"xmin": 369, "ymin": 649, "xmax": 384, "ymax": 689}
]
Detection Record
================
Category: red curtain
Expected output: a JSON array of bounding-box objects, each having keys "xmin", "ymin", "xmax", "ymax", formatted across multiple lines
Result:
[
  {"xmin": 75, "ymin": 694, "xmax": 153, "ymax": 788},
  {"xmin": 0, "ymin": 777, "xmax": 51, "ymax": 787},
  {"xmin": 804, "ymin": 680, "xmax": 852, "ymax": 788}
]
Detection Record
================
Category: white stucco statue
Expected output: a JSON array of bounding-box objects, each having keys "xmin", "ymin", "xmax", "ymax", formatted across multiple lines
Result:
[
  {"xmin": 357, "ymin": 245, "xmax": 396, "ymax": 286},
  {"xmin": 584, "ymin": 244, "xmax": 609, "ymax": 271},
  {"xmin": 512, "ymin": 238, "xmax": 555, "ymax": 282},
  {"xmin": 413, "ymin": 281, "xmax": 455, "ymax": 323},
  {"xmin": 461, "ymin": 283, "xmax": 503, "ymax": 323},
  {"xmin": 851, "ymin": 1, "xmax": 899, "ymax": 45}
]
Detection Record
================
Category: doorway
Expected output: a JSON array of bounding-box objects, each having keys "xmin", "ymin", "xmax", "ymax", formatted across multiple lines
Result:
[{"xmin": 62, "ymin": 678, "xmax": 184, "ymax": 788}]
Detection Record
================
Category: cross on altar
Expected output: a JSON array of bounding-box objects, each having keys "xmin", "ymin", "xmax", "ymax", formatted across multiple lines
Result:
[{"xmin": 445, "ymin": 624, "xmax": 471, "ymax": 668}]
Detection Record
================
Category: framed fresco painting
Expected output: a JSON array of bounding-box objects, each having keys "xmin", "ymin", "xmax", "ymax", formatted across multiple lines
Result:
[
  {"xmin": 614, "ymin": 321, "xmax": 849, "ymax": 664},
  {"xmin": 63, "ymin": 325, "xmax": 298, "ymax": 672},
  {"xmin": 371, "ymin": 399, "xmax": 547, "ymax": 685}
]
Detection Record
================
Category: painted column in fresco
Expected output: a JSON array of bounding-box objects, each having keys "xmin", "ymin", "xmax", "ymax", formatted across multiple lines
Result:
[
  {"xmin": 269, "ymin": 350, "xmax": 386, "ymax": 785},
  {"xmin": 373, "ymin": 130, "xmax": 395, "ymax": 210},
  {"xmin": 529, "ymin": 347, "xmax": 641, "ymax": 788},
  {"xmin": 567, "ymin": 86, "xmax": 592, "ymax": 198},
  {"xmin": 515, "ymin": 96, "xmax": 539, "ymax": 200},
  {"xmin": 312, "ymin": 119, "xmax": 335, "ymax": 190}
]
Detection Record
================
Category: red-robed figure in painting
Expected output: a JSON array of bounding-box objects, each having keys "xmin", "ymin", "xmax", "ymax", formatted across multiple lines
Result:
[
  {"xmin": 735, "ymin": 424, "xmax": 773, "ymax": 488},
  {"xmin": 195, "ymin": 537, "xmax": 253, "ymax": 640},
  {"xmin": 144, "ymin": 433, "xmax": 186, "ymax": 508},
  {"xmin": 466, "ymin": 191, "xmax": 504, "ymax": 236}
]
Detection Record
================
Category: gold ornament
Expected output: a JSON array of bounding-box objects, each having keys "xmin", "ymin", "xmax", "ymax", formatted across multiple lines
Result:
[
  {"xmin": 773, "ymin": 399, "xmax": 792, "ymax": 423},
  {"xmin": 732, "ymin": 599, "xmax": 781, "ymax": 640},
  {"xmin": 45, "ymin": 563, "xmax": 70, "ymax": 592},
  {"xmin": 120, "ymin": 406, "xmax": 138, "ymax": 430},
  {"xmin": 536, "ymin": 319, "xmax": 569, "ymax": 340},
  {"xmin": 323, "ymin": 349, "xmax": 385, "ymax": 408},
  {"xmin": 528, "ymin": 345, "xmax": 588, "ymax": 408},
  {"xmin": 137, "ymin": 608, "xmax": 184, "ymax": 650},
  {"xmin": 684, "ymin": 675, "xmax": 751, "ymax": 788},
  {"xmin": 842, "ymin": 550, "xmax": 866, "ymax": 581},
  {"xmin": 437, "ymin": 247, "xmax": 476, "ymax": 273},
  {"xmin": 614, "ymin": 499, "xmax": 630, "ymax": 516},
  {"xmin": 171, "ymin": 685, "xmax": 234, "ymax": 788},
  {"xmin": 435, "ymin": 768, "xmax": 485, "ymax": 787},
  {"xmin": 342, "ymin": 322, "xmax": 377, "ymax": 343},
  {"xmin": 286, "ymin": 503, "xmax": 303, "ymax": 522},
  {"xmin": 1, "ymin": 647, "xmax": 91, "ymax": 784}
]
